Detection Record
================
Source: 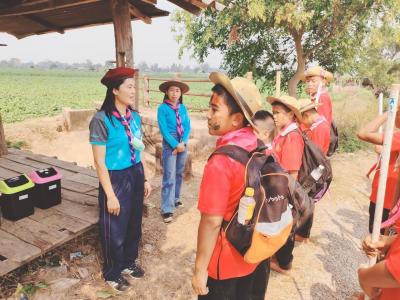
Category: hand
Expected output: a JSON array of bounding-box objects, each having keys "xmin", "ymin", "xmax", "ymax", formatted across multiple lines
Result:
[
  {"xmin": 107, "ymin": 194, "xmax": 120, "ymax": 216},
  {"xmin": 362, "ymin": 235, "xmax": 386, "ymax": 258},
  {"xmin": 176, "ymin": 142, "xmax": 186, "ymax": 153},
  {"xmin": 192, "ymin": 269, "xmax": 209, "ymax": 296},
  {"xmin": 144, "ymin": 181, "xmax": 152, "ymax": 199},
  {"xmin": 172, "ymin": 149, "xmax": 178, "ymax": 155}
]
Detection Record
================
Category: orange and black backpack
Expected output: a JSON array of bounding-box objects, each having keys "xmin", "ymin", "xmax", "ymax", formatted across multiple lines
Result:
[{"xmin": 210, "ymin": 145, "xmax": 314, "ymax": 264}]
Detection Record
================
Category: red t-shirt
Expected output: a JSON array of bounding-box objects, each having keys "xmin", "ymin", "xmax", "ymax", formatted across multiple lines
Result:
[
  {"xmin": 314, "ymin": 92, "xmax": 333, "ymax": 125},
  {"xmin": 370, "ymin": 132, "xmax": 400, "ymax": 209},
  {"xmin": 273, "ymin": 123, "xmax": 305, "ymax": 172},
  {"xmin": 303, "ymin": 116, "xmax": 331, "ymax": 155},
  {"xmin": 379, "ymin": 234, "xmax": 400, "ymax": 300},
  {"xmin": 197, "ymin": 127, "xmax": 259, "ymax": 280}
]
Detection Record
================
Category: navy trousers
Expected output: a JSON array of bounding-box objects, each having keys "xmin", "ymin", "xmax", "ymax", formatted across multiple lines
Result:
[{"xmin": 98, "ymin": 163, "xmax": 144, "ymax": 281}]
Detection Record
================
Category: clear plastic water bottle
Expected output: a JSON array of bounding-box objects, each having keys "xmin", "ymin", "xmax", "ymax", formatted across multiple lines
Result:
[
  {"xmin": 310, "ymin": 165, "xmax": 325, "ymax": 181},
  {"xmin": 237, "ymin": 187, "xmax": 256, "ymax": 225}
]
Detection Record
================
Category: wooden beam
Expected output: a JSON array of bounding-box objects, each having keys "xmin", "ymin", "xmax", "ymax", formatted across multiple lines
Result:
[
  {"xmin": 0, "ymin": 113, "xmax": 8, "ymax": 156},
  {"xmin": 0, "ymin": 0, "xmax": 100, "ymax": 17},
  {"xmin": 189, "ymin": 0, "xmax": 207, "ymax": 9},
  {"xmin": 167, "ymin": 0, "xmax": 200, "ymax": 15},
  {"xmin": 24, "ymin": 15, "xmax": 64, "ymax": 34},
  {"xmin": 141, "ymin": 0, "xmax": 157, "ymax": 4},
  {"xmin": 128, "ymin": 4, "xmax": 151, "ymax": 24},
  {"xmin": 110, "ymin": 0, "xmax": 134, "ymax": 68}
]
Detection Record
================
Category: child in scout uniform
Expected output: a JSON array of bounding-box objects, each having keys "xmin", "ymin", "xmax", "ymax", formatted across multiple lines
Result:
[
  {"xmin": 252, "ymin": 110, "xmax": 277, "ymax": 155},
  {"xmin": 357, "ymin": 107, "xmax": 400, "ymax": 234},
  {"xmin": 192, "ymin": 72, "xmax": 270, "ymax": 299},
  {"xmin": 267, "ymin": 95, "xmax": 304, "ymax": 274},
  {"xmin": 298, "ymin": 98, "xmax": 331, "ymax": 155},
  {"xmin": 89, "ymin": 67, "xmax": 152, "ymax": 292},
  {"xmin": 157, "ymin": 78, "xmax": 191, "ymax": 223},
  {"xmin": 301, "ymin": 66, "xmax": 334, "ymax": 125}
]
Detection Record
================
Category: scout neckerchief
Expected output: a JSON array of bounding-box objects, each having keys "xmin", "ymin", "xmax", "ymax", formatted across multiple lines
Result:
[
  {"xmin": 112, "ymin": 108, "xmax": 136, "ymax": 164},
  {"xmin": 164, "ymin": 100, "xmax": 184, "ymax": 141}
]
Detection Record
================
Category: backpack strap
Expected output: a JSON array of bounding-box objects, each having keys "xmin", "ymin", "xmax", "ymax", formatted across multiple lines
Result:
[{"xmin": 209, "ymin": 144, "xmax": 250, "ymax": 165}]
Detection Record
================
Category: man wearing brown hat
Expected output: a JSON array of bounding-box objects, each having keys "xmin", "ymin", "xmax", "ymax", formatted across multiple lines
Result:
[
  {"xmin": 192, "ymin": 72, "xmax": 269, "ymax": 299},
  {"xmin": 301, "ymin": 66, "xmax": 334, "ymax": 125}
]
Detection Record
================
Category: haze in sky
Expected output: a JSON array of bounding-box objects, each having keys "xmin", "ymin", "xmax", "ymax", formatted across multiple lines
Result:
[{"xmin": 0, "ymin": 0, "xmax": 222, "ymax": 67}]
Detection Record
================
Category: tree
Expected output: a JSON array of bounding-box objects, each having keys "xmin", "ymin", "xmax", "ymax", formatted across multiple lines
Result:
[{"xmin": 173, "ymin": 0, "xmax": 392, "ymax": 96}]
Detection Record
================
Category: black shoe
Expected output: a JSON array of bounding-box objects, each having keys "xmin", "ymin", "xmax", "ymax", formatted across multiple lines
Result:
[
  {"xmin": 122, "ymin": 264, "xmax": 145, "ymax": 279},
  {"xmin": 162, "ymin": 213, "xmax": 173, "ymax": 223},
  {"xmin": 175, "ymin": 201, "xmax": 184, "ymax": 208},
  {"xmin": 106, "ymin": 276, "xmax": 130, "ymax": 292}
]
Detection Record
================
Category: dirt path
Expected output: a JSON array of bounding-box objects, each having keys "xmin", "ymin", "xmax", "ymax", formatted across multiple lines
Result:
[{"xmin": 3, "ymin": 117, "xmax": 375, "ymax": 300}]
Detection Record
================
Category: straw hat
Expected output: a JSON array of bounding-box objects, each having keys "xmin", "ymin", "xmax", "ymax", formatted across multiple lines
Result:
[
  {"xmin": 298, "ymin": 98, "xmax": 321, "ymax": 113},
  {"xmin": 159, "ymin": 77, "xmax": 190, "ymax": 94},
  {"xmin": 209, "ymin": 72, "xmax": 262, "ymax": 126},
  {"xmin": 267, "ymin": 95, "xmax": 302, "ymax": 121},
  {"xmin": 300, "ymin": 66, "xmax": 334, "ymax": 82}
]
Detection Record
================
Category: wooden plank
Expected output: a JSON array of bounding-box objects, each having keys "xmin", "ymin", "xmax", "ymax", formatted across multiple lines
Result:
[
  {"xmin": 129, "ymin": 4, "xmax": 152, "ymax": 24},
  {"xmin": 53, "ymin": 199, "xmax": 99, "ymax": 225},
  {"xmin": 8, "ymin": 148, "xmax": 97, "ymax": 177},
  {"xmin": 0, "ymin": 230, "xmax": 42, "ymax": 276},
  {"xmin": 39, "ymin": 213, "xmax": 91, "ymax": 234},
  {"xmin": 0, "ymin": 157, "xmax": 34, "ymax": 174},
  {"xmin": 1, "ymin": 218, "xmax": 69, "ymax": 251},
  {"xmin": 0, "ymin": 229, "xmax": 41, "ymax": 263},
  {"xmin": 62, "ymin": 179, "xmax": 96, "ymax": 193},
  {"xmin": 0, "ymin": 166, "xmax": 20, "ymax": 179},
  {"xmin": 61, "ymin": 189, "xmax": 98, "ymax": 206},
  {"xmin": 29, "ymin": 207, "xmax": 59, "ymax": 222},
  {"xmin": 4, "ymin": 153, "xmax": 76, "ymax": 177},
  {"xmin": 67, "ymin": 173, "xmax": 99, "ymax": 188}
]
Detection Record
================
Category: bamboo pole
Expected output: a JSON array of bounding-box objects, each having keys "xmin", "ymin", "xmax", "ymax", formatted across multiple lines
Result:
[
  {"xmin": 378, "ymin": 93, "xmax": 384, "ymax": 134},
  {"xmin": 276, "ymin": 70, "xmax": 281, "ymax": 97},
  {"xmin": 368, "ymin": 85, "xmax": 400, "ymax": 270}
]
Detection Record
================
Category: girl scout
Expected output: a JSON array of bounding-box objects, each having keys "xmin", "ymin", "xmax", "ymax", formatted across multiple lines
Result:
[{"xmin": 89, "ymin": 67, "xmax": 151, "ymax": 291}]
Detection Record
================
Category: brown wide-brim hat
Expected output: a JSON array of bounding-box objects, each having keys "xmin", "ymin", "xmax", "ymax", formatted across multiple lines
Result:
[
  {"xmin": 300, "ymin": 66, "xmax": 334, "ymax": 82},
  {"xmin": 298, "ymin": 98, "xmax": 322, "ymax": 113},
  {"xmin": 209, "ymin": 72, "xmax": 262, "ymax": 127},
  {"xmin": 267, "ymin": 95, "xmax": 302, "ymax": 121},
  {"xmin": 159, "ymin": 80, "xmax": 190, "ymax": 94}
]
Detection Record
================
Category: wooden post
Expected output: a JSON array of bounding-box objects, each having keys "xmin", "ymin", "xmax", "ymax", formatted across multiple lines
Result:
[
  {"xmin": 245, "ymin": 72, "xmax": 253, "ymax": 81},
  {"xmin": 110, "ymin": 0, "xmax": 134, "ymax": 68},
  {"xmin": 368, "ymin": 85, "xmax": 400, "ymax": 274},
  {"xmin": 134, "ymin": 69, "xmax": 140, "ymax": 111},
  {"xmin": 0, "ymin": 113, "xmax": 7, "ymax": 156},
  {"xmin": 276, "ymin": 70, "xmax": 281, "ymax": 97},
  {"xmin": 143, "ymin": 76, "xmax": 150, "ymax": 107},
  {"xmin": 378, "ymin": 92, "xmax": 384, "ymax": 133}
]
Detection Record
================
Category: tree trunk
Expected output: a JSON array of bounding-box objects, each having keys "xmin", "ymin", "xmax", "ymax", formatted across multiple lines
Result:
[
  {"xmin": 0, "ymin": 113, "xmax": 7, "ymax": 156},
  {"xmin": 288, "ymin": 31, "xmax": 306, "ymax": 98}
]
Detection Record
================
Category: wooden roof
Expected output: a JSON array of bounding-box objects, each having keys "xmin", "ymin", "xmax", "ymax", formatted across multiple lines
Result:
[{"xmin": 0, "ymin": 0, "xmax": 207, "ymax": 39}]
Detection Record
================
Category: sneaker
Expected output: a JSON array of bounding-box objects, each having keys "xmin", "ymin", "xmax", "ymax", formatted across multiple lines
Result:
[
  {"xmin": 122, "ymin": 264, "xmax": 145, "ymax": 279},
  {"xmin": 106, "ymin": 276, "xmax": 130, "ymax": 292},
  {"xmin": 162, "ymin": 213, "xmax": 173, "ymax": 223},
  {"xmin": 175, "ymin": 201, "xmax": 184, "ymax": 208}
]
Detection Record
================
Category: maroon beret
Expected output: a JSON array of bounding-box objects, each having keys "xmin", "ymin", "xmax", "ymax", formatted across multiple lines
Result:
[{"xmin": 101, "ymin": 67, "xmax": 136, "ymax": 87}]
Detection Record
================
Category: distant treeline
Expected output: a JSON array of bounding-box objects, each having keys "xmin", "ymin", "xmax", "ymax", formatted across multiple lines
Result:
[{"xmin": 0, "ymin": 58, "xmax": 221, "ymax": 73}]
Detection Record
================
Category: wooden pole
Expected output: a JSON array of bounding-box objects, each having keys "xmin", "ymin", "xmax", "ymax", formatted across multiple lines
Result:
[
  {"xmin": 110, "ymin": 0, "xmax": 134, "ymax": 68},
  {"xmin": 0, "ymin": 113, "xmax": 7, "ymax": 156},
  {"xmin": 368, "ymin": 85, "xmax": 400, "ymax": 268},
  {"xmin": 143, "ymin": 76, "xmax": 150, "ymax": 107},
  {"xmin": 378, "ymin": 93, "xmax": 384, "ymax": 133},
  {"xmin": 276, "ymin": 70, "xmax": 281, "ymax": 97},
  {"xmin": 134, "ymin": 69, "xmax": 140, "ymax": 111}
]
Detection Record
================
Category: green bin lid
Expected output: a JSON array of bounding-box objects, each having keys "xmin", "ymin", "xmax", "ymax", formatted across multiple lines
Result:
[{"xmin": 0, "ymin": 174, "xmax": 35, "ymax": 195}]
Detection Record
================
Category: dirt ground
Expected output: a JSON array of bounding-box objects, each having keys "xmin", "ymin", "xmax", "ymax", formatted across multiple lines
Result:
[{"xmin": 2, "ymin": 116, "xmax": 375, "ymax": 300}]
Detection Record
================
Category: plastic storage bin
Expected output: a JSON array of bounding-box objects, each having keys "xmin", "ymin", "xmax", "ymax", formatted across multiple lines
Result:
[
  {"xmin": 30, "ymin": 167, "xmax": 62, "ymax": 209},
  {"xmin": 0, "ymin": 174, "xmax": 35, "ymax": 221}
]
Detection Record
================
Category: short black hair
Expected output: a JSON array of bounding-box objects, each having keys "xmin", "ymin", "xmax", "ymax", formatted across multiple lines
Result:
[
  {"xmin": 253, "ymin": 110, "xmax": 273, "ymax": 121},
  {"xmin": 211, "ymin": 84, "xmax": 249, "ymax": 126}
]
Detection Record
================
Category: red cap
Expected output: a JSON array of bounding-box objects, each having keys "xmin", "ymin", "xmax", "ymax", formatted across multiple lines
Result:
[{"xmin": 101, "ymin": 67, "xmax": 135, "ymax": 87}]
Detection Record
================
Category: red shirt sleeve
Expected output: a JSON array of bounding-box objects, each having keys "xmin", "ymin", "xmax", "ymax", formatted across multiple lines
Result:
[
  {"xmin": 197, "ymin": 155, "xmax": 232, "ymax": 215},
  {"xmin": 280, "ymin": 132, "xmax": 304, "ymax": 172},
  {"xmin": 386, "ymin": 236, "xmax": 400, "ymax": 283},
  {"xmin": 318, "ymin": 94, "xmax": 333, "ymax": 124}
]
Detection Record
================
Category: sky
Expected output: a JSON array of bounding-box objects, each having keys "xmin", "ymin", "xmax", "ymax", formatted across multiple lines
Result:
[{"xmin": 0, "ymin": 0, "xmax": 222, "ymax": 67}]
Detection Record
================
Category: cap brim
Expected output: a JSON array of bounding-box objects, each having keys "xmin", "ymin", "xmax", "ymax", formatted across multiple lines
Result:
[
  {"xmin": 209, "ymin": 72, "xmax": 255, "ymax": 127},
  {"xmin": 267, "ymin": 96, "xmax": 303, "ymax": 121},
  {"xmin": 159, "ymin": 81, "xmax": 190, "ymax": 94}
]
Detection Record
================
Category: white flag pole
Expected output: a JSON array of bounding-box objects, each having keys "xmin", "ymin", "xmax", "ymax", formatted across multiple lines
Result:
[
  {"xmin": 378, "ymin": 93, "xmax": 384, "ymax": 134},
  {"xmin": 365, "ymin": 84, "xmax": 400, "ymax": 299}
]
